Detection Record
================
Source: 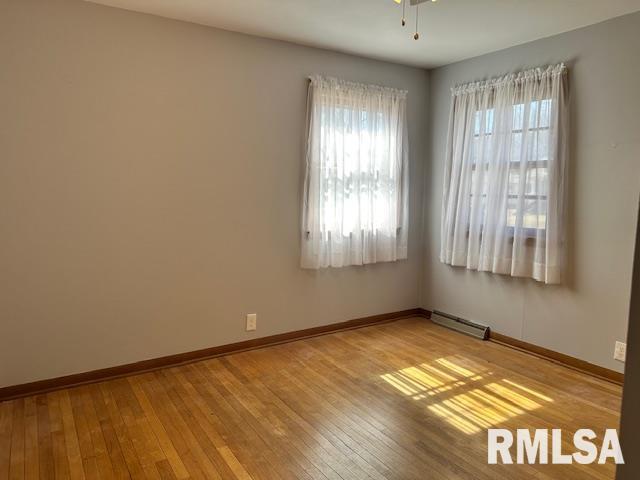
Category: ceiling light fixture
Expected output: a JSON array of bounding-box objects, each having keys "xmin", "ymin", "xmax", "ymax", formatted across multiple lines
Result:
[{"xmin": 394, "ymin": 0, "xmax": 438, "ymax": 40}]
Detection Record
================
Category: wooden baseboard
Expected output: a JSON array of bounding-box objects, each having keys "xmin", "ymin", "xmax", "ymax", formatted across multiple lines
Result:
[
  {"xmin": 489, "ymin": 331, "xmax": 624, "ymax": 385},
  {"xmin": 0, "ymin": 308, "xmax": 425, "ymax": 402},
  {"xmin": 2, "ymin": 307, "xmax": 620, "ymax": 401},
  {"xmin": 418, "ymin": 308, "xmax": 622, "ymax": 385}
]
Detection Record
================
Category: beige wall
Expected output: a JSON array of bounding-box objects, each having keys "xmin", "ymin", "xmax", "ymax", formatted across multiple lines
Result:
[
  {"xmin": 0, "ymin": 0, "xmax": 429, "ymax": 387},
  {"xmin": 421, "ymin": 12, "xmax": 640, "ymax": 373}
]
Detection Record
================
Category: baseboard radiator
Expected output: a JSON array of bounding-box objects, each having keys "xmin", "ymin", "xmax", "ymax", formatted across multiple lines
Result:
[{"xmin": 431, "ymin": 310, "xmax": 490, "ymax": 340}]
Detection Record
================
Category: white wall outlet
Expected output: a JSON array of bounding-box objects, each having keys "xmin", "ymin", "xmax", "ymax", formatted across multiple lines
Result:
[
  {"xmin": 246, "ymin": 313, "xmax": 257, "ymax": 332},
  {"xmin": 614, "ymin": 341, "xmax": 626, "ymax": 362}
]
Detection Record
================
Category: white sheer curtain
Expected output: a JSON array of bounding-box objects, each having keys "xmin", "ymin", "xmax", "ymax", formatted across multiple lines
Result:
[
  {"xmin": 440, "ymin": 63, "xmax": 568, "ymax": 283},
  {"xmin": 301, "ymin": 76, "xmax": 409, "ymax": 269}
]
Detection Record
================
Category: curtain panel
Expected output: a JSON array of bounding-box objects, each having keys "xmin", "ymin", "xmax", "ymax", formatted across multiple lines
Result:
[
  {"xmin": 440, "ymin": 63, "xmax": 569, "ymax": 283},
  {"xmin": 301, "ymin": 76, "xmax": 409, "ymax": 269}
]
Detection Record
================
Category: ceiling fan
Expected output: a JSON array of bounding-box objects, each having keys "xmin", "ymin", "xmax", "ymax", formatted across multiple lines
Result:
[{"xmin": 393, "ymin": 0, "xmax": 438, "ymax": 40}]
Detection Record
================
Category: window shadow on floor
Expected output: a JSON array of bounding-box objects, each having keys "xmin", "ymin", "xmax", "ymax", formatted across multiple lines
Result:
[{"xmin": 380, "ymin": 356, "xmax": 554, "ymax": 434}]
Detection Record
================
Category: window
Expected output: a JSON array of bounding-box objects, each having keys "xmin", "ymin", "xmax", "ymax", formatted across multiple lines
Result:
[
  {"xmin": 441, "ymin": 64, "xmax": 568, "ymax": 283},
  {"xmin": 301, "ymin": 76, "xmax": 409, "ymax": 269},
  {"xmin": 471, "ymin": 99, "xmax": 552, "ymax": 236},
  {"xmin": 317, "ymin": 106, "xmax": 395, "ymax": 235}
]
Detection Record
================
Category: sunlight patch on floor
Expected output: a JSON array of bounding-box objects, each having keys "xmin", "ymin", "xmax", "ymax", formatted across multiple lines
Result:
[{"xmin": 380, "ymin": 356, "xmax": 553, "ymax": 434}]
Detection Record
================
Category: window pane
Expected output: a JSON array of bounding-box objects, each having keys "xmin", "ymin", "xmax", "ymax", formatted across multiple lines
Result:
[
  {"xmin": 474, "ymin": 109, "xmax": 494, "ymax": 136},
  {"xmin": 524, "ymin": 199, "xmax": 546, "ymax": 229},
  {"xmin": 507, "ymin": 198, "xmax": 547, "ymax": 229},
  {"xmin": 508, "ymin": 166, "xmax": 549, "ymax": 197},
  {"xmin": 513, "ymin": 103, "xmax": 524, "ymax": 130},
  {"xmin": 525, "ymin": 166, "xmax": 548, "ymax": 197},
  {"xmin": 471, "ymin": 136, "xmax": 480, "ymax": 164},
  {"xmin": 536, "ymin": 128, "xmax": 550, "ymax": 161},
  {"xmin": 510, "ymin": 131, "xmax": 523, "ymax": 163},
  {"xmin": 474, "ymin": 110, "xmax": 481, "ymax": 136},
  {"xmin": 508, "ymin": 169, "xmax": 520, "ymax": 196},
  {"xmin": 507, "ymin": 197, "xmax": 517, "ymax": 228},
  {"xmin": 485, "ymin": 109, "xmax": 494, "ymax": 134},
  {"xmin": 531, "ymin": 99, "xmax": 551, "ymax": 128},
  {"xmin": 523, "ymin": 127, "xmax": 550, "ymax": 162}
]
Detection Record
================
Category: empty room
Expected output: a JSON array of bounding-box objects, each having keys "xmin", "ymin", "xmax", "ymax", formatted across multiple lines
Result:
[{"xmin": 2, "ymin": 0, "xmax": 640, "ymax": 478}]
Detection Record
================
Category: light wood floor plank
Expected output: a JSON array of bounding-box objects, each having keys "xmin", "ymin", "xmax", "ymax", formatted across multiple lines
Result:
[
  {"xmin": 45, "ymin": 392, "xmax": 70, "ymax": 479},
  {"xmin": 97, "ymin": 383, "xmax": 146, "ymax": 480},
  {"xmin": 8, "ymin": 398, "xmax": 25, "ymax": 480},
  {"xmin": 35, "ymin": 396, "xmax": 54, "ymax": 480},
  {"xmin": 22, "ymin": 398, "xmax": 39, "ymax": 480},
  {"xmin": 0, "ymin": 400, "xmax": 14, "ymax": 480},
  {"xmin": 57, "ymin": 391, "xmax": 85, "ymax": 480}
]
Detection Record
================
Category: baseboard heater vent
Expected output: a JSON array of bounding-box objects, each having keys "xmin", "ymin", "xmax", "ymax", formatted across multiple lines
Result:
[{"xmin": 431, "ymin": 310, "xmax": 490, "ymax": 340}]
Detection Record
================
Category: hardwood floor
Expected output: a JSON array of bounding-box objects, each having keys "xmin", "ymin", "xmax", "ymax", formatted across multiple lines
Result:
[{"xmin": 0, "ymin": 317, "xmax": 622, "ymax": 479}]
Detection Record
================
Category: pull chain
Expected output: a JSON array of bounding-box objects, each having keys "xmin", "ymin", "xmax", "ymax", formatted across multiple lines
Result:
[
  {"xmin": 401, "ymin": 0, "xmax": 406, "ymax": 26},
  {"xmin": 414, "ymin": 3, "xmax": 420, "ymax": 40}
]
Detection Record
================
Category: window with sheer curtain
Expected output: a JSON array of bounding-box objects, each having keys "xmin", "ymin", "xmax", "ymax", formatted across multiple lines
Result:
[
  {"xmin": 441, "ymin": 64, "xmax": 568, "ymax": 283},
  {"xmin": 301, "ymin": 76, "xmax": 409, "ymax": 269}
]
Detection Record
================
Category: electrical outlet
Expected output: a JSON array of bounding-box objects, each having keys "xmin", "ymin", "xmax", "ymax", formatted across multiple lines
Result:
[
  {"xmin": 614, "ymin": 341, "xmax": 626, "ymax": 362},
  {"xmin": 246, "ymin": 313, "xmax": 257, "ymax": 332}
]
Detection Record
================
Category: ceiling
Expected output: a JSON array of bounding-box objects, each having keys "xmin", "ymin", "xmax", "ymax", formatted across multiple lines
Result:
[{"xmin": 86, "ymin": 0, "xmax": 640, "ymax": 68}]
